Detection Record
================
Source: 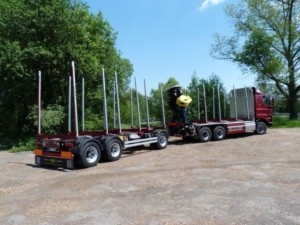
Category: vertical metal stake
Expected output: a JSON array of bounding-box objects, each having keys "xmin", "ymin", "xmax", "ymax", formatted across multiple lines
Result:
[
  {"xmin": 71, "ymin": 61, "xmax": 79, "ymax": 137},
  {"xmin": 144, "ymin": 79, "xmax": 150, "ymax": 129},
  {"xmin": 218, "ymin": 85, "xmax": 222, "ymax": 121},
  {"xmin": 102, "ymin": 68, "xmax": 108, "ymax": 134},
  {"xmin": 233, "ymin": 86, "xmax": 238, "ymax": 120},
  {"xmin": 212, "ymin": 87, "xmax": 215, "ymax": 119},
  {"xmin": 223, "ymin": 93, "xmax": 226, "ymax": 118},
  {"xmin": 135, "ymin": 77, "xmax": 141, "ymax": 130},
  {"xmin": 82, "ymin": 78, "xmax": 85, "ymax": 131},
  {"xmin": 203, "ymin": 84, "xmax": 208, "ymax": 123},
  {"xmin": 245, "ymin": 86, "xmax": 249, "ymax": 120},
  {"xmin": 68, "ymin": 76, "xmax": 72, "ymax": 133},
  {"xmin": 130, "ymin": 88, "xmax": 134, "ymax": 128},
  {"xmin": 38, "ymin": 71, "xmax": 42, "ymax": 135},
  {"xmin": 113, "ymin": 81, "xmax": 116, "ymax": 128},
  {"xmin": 160, "ymin": 84, "xmax": 166, "ymax": 128},
  {"xmin": 197, "ymin": 88, "xmax": 200, "ymax": 120},
  {"xmin": 115, "ymin": 72, "xmax": 122, "ymax": 133}
]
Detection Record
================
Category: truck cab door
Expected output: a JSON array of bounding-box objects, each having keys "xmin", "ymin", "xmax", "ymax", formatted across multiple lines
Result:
[{"xmin": 256, "ymin": 95, "xmax": 273, "ymax": 124}]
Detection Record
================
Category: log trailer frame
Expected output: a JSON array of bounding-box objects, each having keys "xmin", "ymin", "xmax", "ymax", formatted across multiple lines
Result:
[
  {"xmin": 33, "ymin": 62, "xmax": 168, "ymax": 170},
  {"xmin": 166, "ymin": 85, "xmax": 273, "ymax": 142}
]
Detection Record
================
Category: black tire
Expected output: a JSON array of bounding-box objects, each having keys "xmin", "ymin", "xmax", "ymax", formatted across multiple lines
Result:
[
  {"xmin": 255, "ymin": 121, "xmax": 267, "ymax": 135},
  {"xmin": 155, "ymin": 132, "xmax": 168, "ymax": 150},
  {"xmin": 197, "ymin": 127, "xmax": 212, "ymax": 142},
  {"xmin": 213, "ymin": 126, "xmax": 226, "ymax": 141},
  {"xmin": 80, "ymin": 142, "xmax": 101, "ymax": 168},
  {"xmin": 105, "ymin": 138, "xmax": 123, "ymax": 161}
]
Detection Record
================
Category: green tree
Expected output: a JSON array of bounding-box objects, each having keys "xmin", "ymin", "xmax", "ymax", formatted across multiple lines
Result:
[
  {"xmin": 0, "ymin": 0, "xmax": 133, "ymax": 137},
  {"xmin": 211, "ymin": 0, "xmax": 300, "ymax": 120},
  {"xmin": 187, "ymin": 73, "xmax": 227, "ymax": 120},
  {"xmin": 149, "ymin": 77, "xmax": 180, "ymax": 124}
]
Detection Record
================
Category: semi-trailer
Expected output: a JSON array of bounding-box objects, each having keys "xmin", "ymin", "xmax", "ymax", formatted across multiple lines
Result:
[{"xmin": 33, "ymin": 62, "xmax": 168, "ymax": 169}]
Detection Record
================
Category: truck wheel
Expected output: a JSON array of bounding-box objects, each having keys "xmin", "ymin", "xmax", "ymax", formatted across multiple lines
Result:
[
  {"xmin": 213, "ymin": 126, "xmax": 226, "ymax": 141},
  {"xmin": 255, "ymin": 121, "xmax": 267, "ymax": 135},
  {"xmin": 80, "ymin": 142, "xmax": 101, "ymax": 168},
  {"xmin": 156, "ymin": 132, "xmax": 168, "ymax": 150},
  {"xmin": 105, "ymin": 138, "xmax": 122, "ymax": 161},
  {"xmin": 198, "ymin": 127, "xmax": 212, "ymax": 142}
]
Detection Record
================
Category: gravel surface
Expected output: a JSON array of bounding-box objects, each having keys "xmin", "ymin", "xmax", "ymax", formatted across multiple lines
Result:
[{"xmin": 0, "ymin": 128, "xmax": 300, "ymax": 225}]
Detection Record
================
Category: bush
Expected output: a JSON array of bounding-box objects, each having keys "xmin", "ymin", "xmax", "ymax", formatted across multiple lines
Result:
[
  {"xmin": 9, "ymin": 137, "xmax": 35, "ymax": 153},
  {"xmin": 272, "ymin": 115, "xmax": 300, "ymax": 128},
  {"xmin": 27, "ymin": 104, "xmax": 66, "ymax": 134}
]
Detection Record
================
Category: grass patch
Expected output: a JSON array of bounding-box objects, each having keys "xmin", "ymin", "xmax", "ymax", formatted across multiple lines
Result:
[
  {"xmin": 9, "ymin": 137, "xmax": 35, "ymax": 153},
  {"xmin": 272, "ymin": 115, "xmax": 300, "ymax": 128}
]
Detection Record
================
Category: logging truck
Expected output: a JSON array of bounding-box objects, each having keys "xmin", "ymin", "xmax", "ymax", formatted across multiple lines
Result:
[
  {"xmin": 33, "ymin": 62, "xmax": 273, "ymax": 170},
  {"xmin": 166, "ymin": 85, "xmax": 273, "ymax": 142}
]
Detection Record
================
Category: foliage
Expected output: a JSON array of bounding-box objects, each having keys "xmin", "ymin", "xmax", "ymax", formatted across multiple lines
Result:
[
  {"xmin": 0, "ymin": 0, "xmax": 133, "ymax": 138},
  {"xmin": 187, "ymin": 73, "xmax": 227, "ymax": 120},
  {"xmin": 9, "ymin": 137, "xmax": 35, "ymax": 153},
  {"xmin": 211, "ymin": 0, "xmax": 300, "ymax": 120},
  {"xmin": 149, "ymin": 77, "xmax": 180, "ymax": 123},
  {"xmin": 149, "ymin": 74, "xmax": 228, "ymax": 123},
  {"xmin": 272, "ymin": 115, "xmax": 300, "ymax": 128},
  {"xmin": 26, "ymin": 105, "xmax": 66, "ymax": 134},
  {"xmin": 81, "ymin": 80, "xmax": 153, "ymax": 130}
]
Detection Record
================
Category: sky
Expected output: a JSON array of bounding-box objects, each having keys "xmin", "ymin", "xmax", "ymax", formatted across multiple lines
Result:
[{"xmin": 84, "ymin": 0, "xmax": 254, "ymax": 94}]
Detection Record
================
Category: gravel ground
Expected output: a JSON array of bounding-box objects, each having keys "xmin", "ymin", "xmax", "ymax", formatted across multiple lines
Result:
[{"xmin": 0, "ymin": 128, "xmax": 300, "ymax": 225}]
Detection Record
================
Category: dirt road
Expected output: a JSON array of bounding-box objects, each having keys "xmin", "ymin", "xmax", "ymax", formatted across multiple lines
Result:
[{"xmin": 1, "ymin": 128, "xmax": 300, "ymax": 225}]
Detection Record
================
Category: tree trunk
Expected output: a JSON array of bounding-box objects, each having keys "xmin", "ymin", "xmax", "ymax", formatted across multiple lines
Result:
[{"xmin": 288, "ymin": 93, "xmax": 298, "ymax": 120}]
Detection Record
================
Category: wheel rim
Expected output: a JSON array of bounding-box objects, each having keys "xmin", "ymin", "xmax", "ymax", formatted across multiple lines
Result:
[
  {"xmin": 86, "ymin": 146, "xmax": 98, "ymax": 163},
  {"xmin": 202, "ymin": 130, "xmax": 210, "ymax": 141},
  {"xmin": 159, "ymin": 135, "xmax": 167, "ymax": 147},
  {"xmin": 110, "ymin": 143, "xmax": 121, "ymax": 158},
  {"xmin": 216, "ymin": 129, "xmax": 224, "ymax": 139},
  {"xmin": 257, "ymin": 124, "xmax": 265, "ymax": 133}
]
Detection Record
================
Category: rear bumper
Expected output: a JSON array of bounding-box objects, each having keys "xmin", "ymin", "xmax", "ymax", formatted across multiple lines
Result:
[{"xmin": 35, "ymin": 155, "xmax": 74, "ymax": 169}]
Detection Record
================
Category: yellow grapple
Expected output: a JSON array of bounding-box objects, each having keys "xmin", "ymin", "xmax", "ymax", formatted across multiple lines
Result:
[{"xmin": 176, "ymin": 95, "xmax": 192, "ymax": 107}]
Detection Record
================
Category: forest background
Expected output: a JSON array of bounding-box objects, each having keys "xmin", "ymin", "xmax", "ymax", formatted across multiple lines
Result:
[{"xmin": 0, "ymin": 0, "xmax": 299, "ymax": 151}]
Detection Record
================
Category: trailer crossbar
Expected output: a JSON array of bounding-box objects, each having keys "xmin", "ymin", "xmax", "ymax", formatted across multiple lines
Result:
[{"xmin": 124, "ymin": 137, "xmax": 157, "ymax": 148}]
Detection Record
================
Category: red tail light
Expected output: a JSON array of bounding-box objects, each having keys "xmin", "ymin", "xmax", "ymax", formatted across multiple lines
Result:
[{"xmin": 35, "ymin": 140, "xmax": 43, "ymax": 146}]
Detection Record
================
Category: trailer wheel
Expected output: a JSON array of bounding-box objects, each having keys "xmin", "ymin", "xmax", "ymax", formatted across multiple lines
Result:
[
  {"xmin": 80, "ymin": 142, "xmax": 101, "ymax": 168},
  {"xmin": 255, "ymin": 121, "xmax": 267, "ymax": 135},
  {"xmin": 155, "ymin": 132, "xmax": 168, "ymax": 150},
  {"xmin": 198, "ymin": 127, "xmax": 212, "ymax": 142},
  {"xmin": 213, "ymin": 126, "xmax": 226, "ymax": 141},
  {"xmin": 105, "ymin": 138, "xmax": 122, "ymax": 161}
]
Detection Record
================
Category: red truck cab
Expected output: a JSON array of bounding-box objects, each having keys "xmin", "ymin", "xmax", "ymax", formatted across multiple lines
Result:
[{"xmin": 253, "ymin": 87, "xmax": 273, "ymax": 127}]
